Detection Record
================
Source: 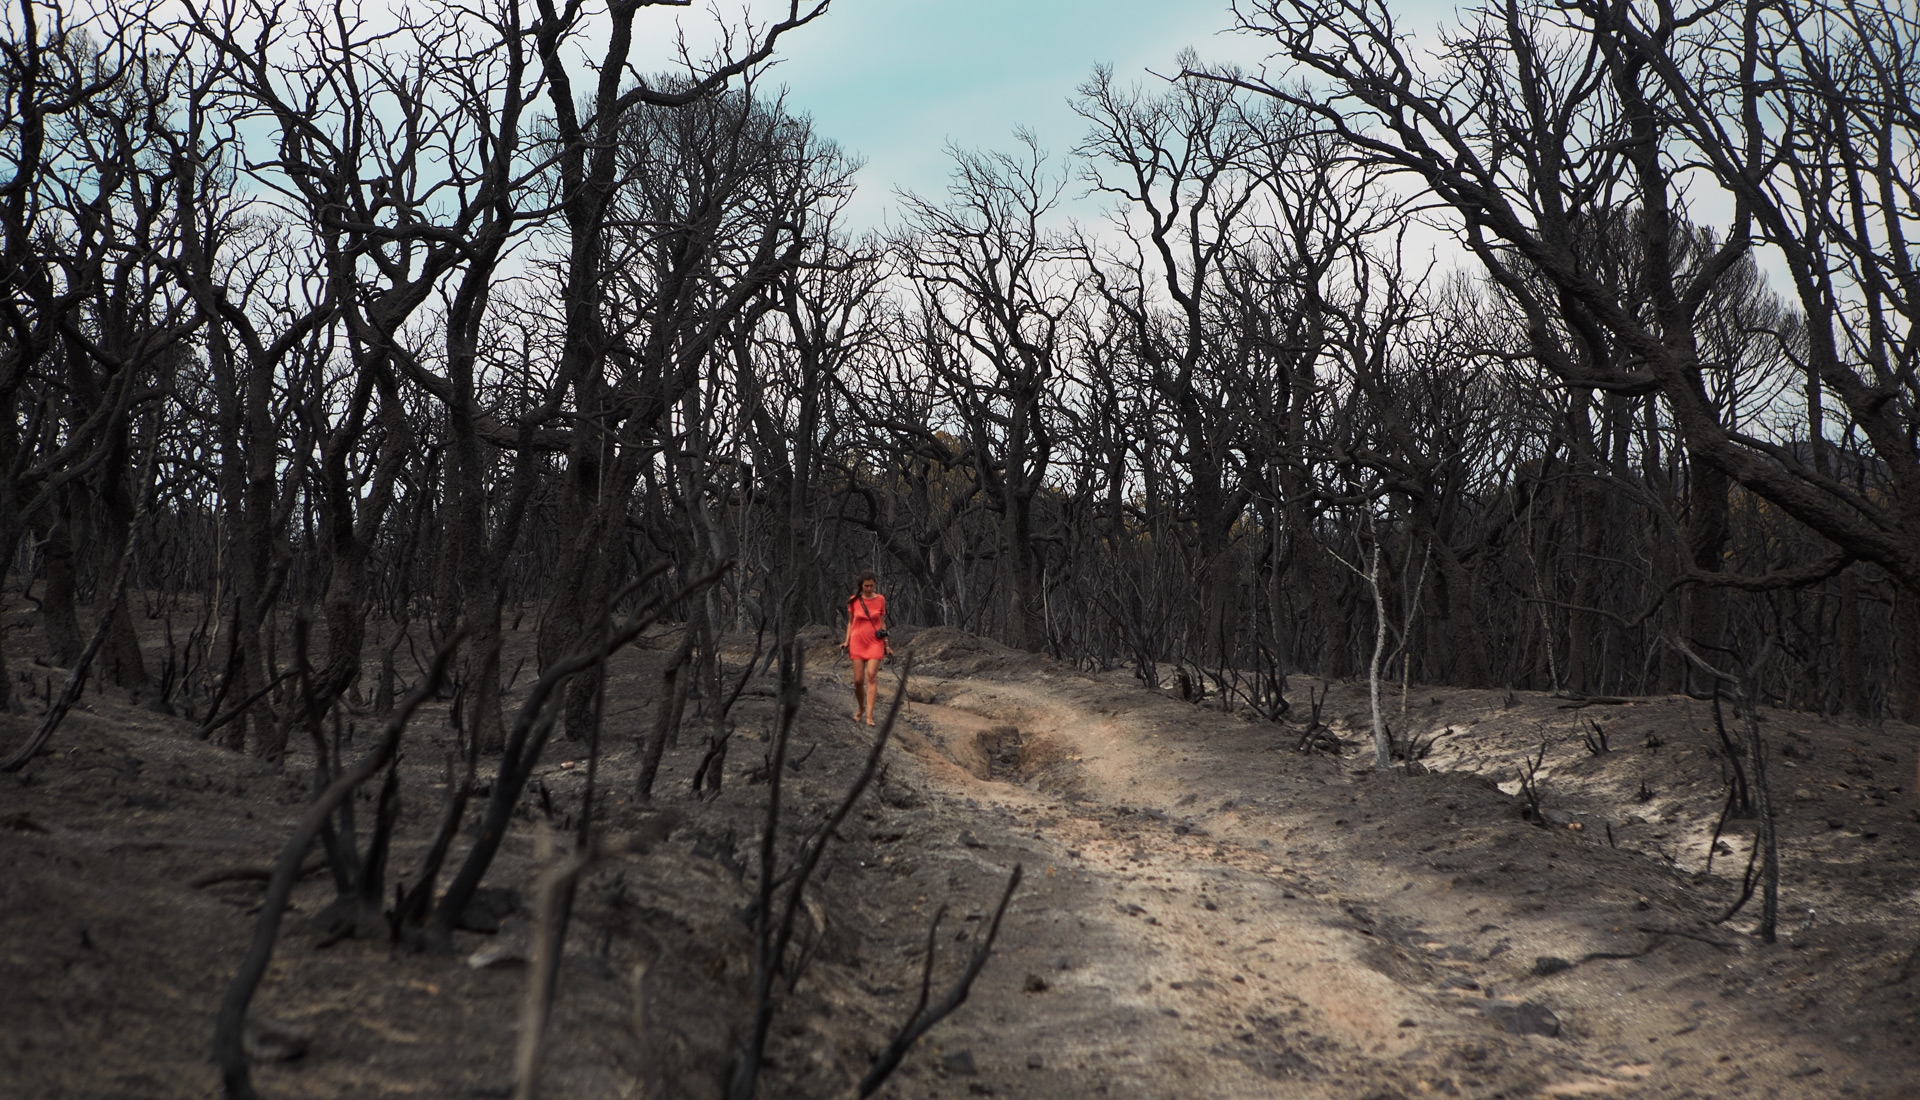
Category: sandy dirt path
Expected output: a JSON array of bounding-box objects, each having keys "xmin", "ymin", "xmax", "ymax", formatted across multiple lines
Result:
[{"xmin": 850, "ymin": 648, "xmax": 1911, "ymax": 1100}]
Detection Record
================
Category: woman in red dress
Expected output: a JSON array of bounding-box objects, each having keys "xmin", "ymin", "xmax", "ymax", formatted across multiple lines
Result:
[{"xmin": 840, "ymin": 569, "xmax": 890, "ymax": 725}]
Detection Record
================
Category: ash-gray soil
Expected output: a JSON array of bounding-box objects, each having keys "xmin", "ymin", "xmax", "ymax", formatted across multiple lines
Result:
[{"xmin": 4, "ymin": 622, "xmax": 1918, "ymax": 1098}]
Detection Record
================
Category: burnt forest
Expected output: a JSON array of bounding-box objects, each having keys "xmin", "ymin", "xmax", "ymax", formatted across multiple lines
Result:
[{"xmin": 4, "ymin": 1, "xmax": 1920, "ymax": 1098}]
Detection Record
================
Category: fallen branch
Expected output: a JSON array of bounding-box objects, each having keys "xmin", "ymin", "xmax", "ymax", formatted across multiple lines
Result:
[
  {"xmin": 512, "ymin": 826, "xmax": 593, "ymax": 1100},
  {"xmin": 1564, "ymin": 932, "xmax": 1681, "ymax": 968},
  {"xmin": 212, "ymin": 630, "xmax": 461, "ymax": 1100},
  {"xmin": 431, "ymin": 563, "xmax": 722, "ymax": 940},
  {"xmin": 729, "ymin": 651, "xmax": 911, "ymax": 1100},
  {"xmin": 1554, "ymin": 696, "xmax": 1633, "ymax": 710},
  {"xmin": 3, "ymin": 413, "xmax": 159, "ymax": 772},
  {"xmin": 1634, "ymin": 924, "xmax": 1737, "ymax": 950},
  {"xmin": 193, "ymin": 668, "xmax": 300, "ymax": 748},
  {"xmin": 2, "ymin": 575, "xmax": 132, "ymax": 773},
  {"xmin": 858, "ymin": 863, "xmax": 1023, "ymax": 1097},
  {"xmin": 189, "ymin": 857, "xmax": 328, "ymax": 890},
  {"xmin": 1516, "ymin": 737, "xmax": 1549, "ymax": 827}
]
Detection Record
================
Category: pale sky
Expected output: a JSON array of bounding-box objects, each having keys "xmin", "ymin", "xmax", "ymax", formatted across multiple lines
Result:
[
  {"xmin": 633, "ymin": 0, "xmax": 1462, "ymax": 231},
  {"xmin": 760, "ymin": 0, "xmax": 1252, "ymax": 225}
]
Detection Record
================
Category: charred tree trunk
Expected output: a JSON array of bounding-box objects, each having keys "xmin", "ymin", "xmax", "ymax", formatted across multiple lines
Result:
[
  {"xmin": 1894, "ymin": 583, "xmax": 1920, "ymax": 725},
  {"xmin": 443, "ymin": 320, "xmax": 507, "ymax": 753},
  {"xmin": 94, "ymin": 431, "xmax": 148, "ymax": 691},
  {"xmin": 1839, "ymin": 568, "xmax": 1865, "ymax": 718},
  {"xmin": 208, "ymin": 334, "xmax": 283, "ymax": 753},
  {"xmin": 1002, "ymin": 489, "xmax": 1045, "ymax": 652},
  {"xmin": 1563, "ymin": 391, "xmax": 1606, "ymax": 695},
  {"xmin": 37, "ymin": 511, "xmax": 83, "ymax": 666},
  {"xmin": 1684, "ymin": 457, "xmax": 1732, "ymax": 694},
  {"xmin": 1406, "ymin": 493, "xmax": 1491, "ymax": 688}
]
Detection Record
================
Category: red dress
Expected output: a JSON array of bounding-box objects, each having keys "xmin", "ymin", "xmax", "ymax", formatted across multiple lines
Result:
[{"xmin": 847, "ymin": 594, "xmax": 887, "ymax": 660}]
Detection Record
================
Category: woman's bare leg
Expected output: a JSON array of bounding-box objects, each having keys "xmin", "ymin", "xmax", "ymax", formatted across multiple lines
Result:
[
  {"xmin": 851, "ymin": 660, "xmax": 866, "ymax": 719},
  {"xmin": 862, "ymin": 661, "xmax": 881, "ymax": 724}
]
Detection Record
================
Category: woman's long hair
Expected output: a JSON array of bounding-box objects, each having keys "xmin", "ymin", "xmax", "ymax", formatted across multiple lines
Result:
[{"xmin": 850, "ymin": 569, "xmax": 877, "ymax": 601}]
